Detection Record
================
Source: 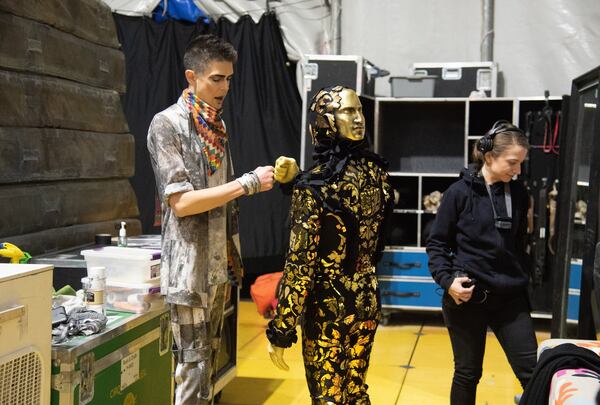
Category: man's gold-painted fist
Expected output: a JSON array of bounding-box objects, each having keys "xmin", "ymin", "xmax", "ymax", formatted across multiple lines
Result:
[{"xmin": 274, "ymin": 156, "xmax": 299, "ymax": 184}]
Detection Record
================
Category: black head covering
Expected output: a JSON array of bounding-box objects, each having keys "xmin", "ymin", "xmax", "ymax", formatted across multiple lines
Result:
[{"xmin": 298, "ymin": 86, "xmax": 386, "ymax": 187}]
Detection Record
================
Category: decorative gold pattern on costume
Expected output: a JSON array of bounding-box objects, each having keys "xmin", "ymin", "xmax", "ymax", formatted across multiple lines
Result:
[{"xmin": 268, "ymin": 157, "xmax": 392, "ymax": 404}]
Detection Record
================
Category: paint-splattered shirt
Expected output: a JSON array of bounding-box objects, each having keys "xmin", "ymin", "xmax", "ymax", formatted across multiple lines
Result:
[{"xmin": 147, "ymin": 97, "xmax": 236, "ymax": 307}]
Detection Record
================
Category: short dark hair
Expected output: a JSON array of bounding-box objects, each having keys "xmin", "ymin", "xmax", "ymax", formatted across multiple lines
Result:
[{"xmin": 183, "ymin": 34, "xmax": 237, "ymax": 74}]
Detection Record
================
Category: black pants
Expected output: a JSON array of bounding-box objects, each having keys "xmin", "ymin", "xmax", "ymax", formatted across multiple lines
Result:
[{"xmin": 442, "ymin": 291, "xmax": 538, "ymax": 405}]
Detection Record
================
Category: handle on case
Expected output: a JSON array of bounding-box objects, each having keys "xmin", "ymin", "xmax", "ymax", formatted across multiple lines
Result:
[
  {"xmin": 384, "ymin": 262, "xmax": 422, "ymax": 270},
  {"xmin": 442, "ymin": 67, "xmax": 462, "ymax": 80},
  {"xmin": 0, "ymin": 305, "xmax": 26, "ymax": 324},
  {"xmin": 476, "ymin": 68, "xmax": 493, "ymax": 91},
  {"xmin": 382, "ymin": 291, "xmax": 421, "ymax": 298}
]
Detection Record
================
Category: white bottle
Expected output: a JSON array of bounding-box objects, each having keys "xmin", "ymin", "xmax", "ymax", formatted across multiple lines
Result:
[
  {"xmin": 83, "ymin": 266, "xmax": 106, "ymax": 314},
  {"xmin": 118, "ymin": 221, "xmax": 127, "ymax": 247}
]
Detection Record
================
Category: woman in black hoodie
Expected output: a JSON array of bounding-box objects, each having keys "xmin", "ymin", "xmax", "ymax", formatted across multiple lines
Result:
[{"xmin": 426, "ymin": 121, "xmax": 537, "ymax": 405}]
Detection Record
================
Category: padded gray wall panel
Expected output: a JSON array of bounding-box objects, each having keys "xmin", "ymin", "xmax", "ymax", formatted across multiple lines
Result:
[
  {"xmin": 0, "ymin": 0, "xmax": 120, "ymax": 48},
  {"xmin": 0, "ymin": 179, "xmax": 139, "ymax": 237},
  {"xmin": 0, "ymin": 70, "xmax": 129, "ymax": 133},
  {"xmin": 0, "ymin": 128, "xmax": 134, "ymax": 183},
  {"xmin": 0, "ymin": 0, "xmax": 141, "ymax": 256},
  {"xmin": 0, "ymin": 12, "xmax": 125, "ymax": 92}
]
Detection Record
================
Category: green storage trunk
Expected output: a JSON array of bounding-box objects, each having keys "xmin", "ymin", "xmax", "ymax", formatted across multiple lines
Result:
[{"xmin": 51, "ymin": 309, "xmax": 172, "ymax": 405}]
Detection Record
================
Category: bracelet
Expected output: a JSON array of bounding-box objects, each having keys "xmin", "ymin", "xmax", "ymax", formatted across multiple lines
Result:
[
  {"xmin": 236, "ymin": 171, "xmax": 262, "ymax": 196},
  {"xmin": 248, "ymin": 171, "xmax": 261, "ymax": 194},
  {"xmin": 236, "ymin": 176, "xmax": 250, "ymax": 195},
  {"xmin": 247, "ymin": 172, "xmax": 259, "ymax": 195},
  {"xmin": 245, "ymin": 172, "xmax": 253, "ymax": 194}
]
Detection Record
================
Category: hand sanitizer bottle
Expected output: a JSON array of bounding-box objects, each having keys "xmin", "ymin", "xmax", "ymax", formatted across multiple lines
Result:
[{"xmin": 118, "ymin": 221, "xmax": 127, "ymax": 247}]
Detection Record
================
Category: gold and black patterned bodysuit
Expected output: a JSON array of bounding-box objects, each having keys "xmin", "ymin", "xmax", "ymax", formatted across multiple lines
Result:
[{"xmin": 267, "ymin": 153, "xmax": 392, "ymax": 405}]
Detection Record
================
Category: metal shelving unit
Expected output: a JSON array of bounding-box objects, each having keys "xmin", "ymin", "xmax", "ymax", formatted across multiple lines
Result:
[{"xmin": 367, "ymin": 96, "xmax": 564, "ymax": 322}]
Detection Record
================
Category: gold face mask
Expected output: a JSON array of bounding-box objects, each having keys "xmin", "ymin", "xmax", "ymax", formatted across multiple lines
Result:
[
  {"xmin": 309, "ymin": 86, "xmax": 365, "ymax": 144},
  {"xmin": 334, "ymin": 89, "xmax": 365, "ymax": 141}
]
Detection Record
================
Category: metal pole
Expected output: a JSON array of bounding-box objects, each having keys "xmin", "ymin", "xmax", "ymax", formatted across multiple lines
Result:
[
  {"xmin": 481, "ymin": 0, "xmax": 494, "ymax": 61},
  {"xmin": 551, "ymin": 93, "xmax": 576, "ymax": 338},
  {"xmin": 331, "ymin": 0, "xmax": 341, "ymax": 54}
]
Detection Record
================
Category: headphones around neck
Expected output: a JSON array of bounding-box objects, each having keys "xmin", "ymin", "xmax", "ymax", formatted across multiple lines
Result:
[{"xmin": 477, "ymin": 120, "xmax": 525, "ymax": 153}]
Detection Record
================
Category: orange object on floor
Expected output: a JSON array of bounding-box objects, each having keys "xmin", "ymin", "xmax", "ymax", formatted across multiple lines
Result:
[{"xmin": 250, "ymin": 272, "xmax": 283, "ymax": 317}]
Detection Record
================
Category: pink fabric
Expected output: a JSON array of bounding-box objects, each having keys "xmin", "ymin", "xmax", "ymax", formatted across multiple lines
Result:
[
  {"xmin": 548, "ymin": 368, "xmax": 599, "ymax": 404},
  {"xmin": 540, "ymin": 339, "xmax": 600, "ymax": 404}
]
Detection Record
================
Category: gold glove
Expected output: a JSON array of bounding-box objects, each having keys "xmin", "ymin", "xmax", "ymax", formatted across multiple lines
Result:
[
  {"xmin": 274, "ymin": 156, "xmax": 299, "ymax": 184},
  {"xmin": 268, "ymin": 343, "xmax": 289, "ymax": 371}
]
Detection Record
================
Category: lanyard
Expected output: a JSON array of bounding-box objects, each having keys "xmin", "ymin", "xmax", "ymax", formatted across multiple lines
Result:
[{"xmin": 484, "ymin": 182, "xmax": 512, "ymax": 220}]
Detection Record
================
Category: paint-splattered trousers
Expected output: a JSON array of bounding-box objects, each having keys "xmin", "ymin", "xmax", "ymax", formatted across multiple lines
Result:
[{"xmin": 171, "ymin": 283, "xmax": 227, "ymax": 405}]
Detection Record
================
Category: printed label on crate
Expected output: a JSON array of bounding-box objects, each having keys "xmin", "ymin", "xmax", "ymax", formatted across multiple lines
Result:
[
  {"xmin": 150, "ymin": 263, "xmax": 160, "ymax": 279},
  {"xmin": 120, "ymin": 351, "xmax": 140, "ymax": 390}
]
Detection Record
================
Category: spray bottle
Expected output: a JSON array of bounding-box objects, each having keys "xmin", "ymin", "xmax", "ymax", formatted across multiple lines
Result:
[{"xmin": 118, "ymin": 221, "xmax": 127, "ymax": 247}]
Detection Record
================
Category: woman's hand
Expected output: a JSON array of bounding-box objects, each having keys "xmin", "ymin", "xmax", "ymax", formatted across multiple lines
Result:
[{"xmin": 448, "ymin": 277, "xmax": 475, "ymax": 305}]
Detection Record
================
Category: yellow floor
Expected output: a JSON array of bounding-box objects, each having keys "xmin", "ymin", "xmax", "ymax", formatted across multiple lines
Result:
[{"xmin": 220, "ymin": 301, "xmax": 550, "ymax": 405}]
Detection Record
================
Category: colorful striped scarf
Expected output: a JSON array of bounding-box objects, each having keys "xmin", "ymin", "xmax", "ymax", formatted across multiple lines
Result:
[{"xmin": 183, "ymin": 88, "xmax": 227, "ymax": 175}]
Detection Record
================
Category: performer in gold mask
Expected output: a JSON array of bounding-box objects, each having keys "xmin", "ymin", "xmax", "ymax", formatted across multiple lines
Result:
[{"xmin": 266, "ymin": 86, "xmax": 393, "ymax": 404}]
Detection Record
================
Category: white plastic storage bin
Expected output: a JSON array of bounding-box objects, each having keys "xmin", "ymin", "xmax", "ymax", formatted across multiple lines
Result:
[
  {"xmin": 105, "ymin": 278, "xmax": 164, "ymax": 313},
  {"xmin": 81, "ymin": 246, "xmax": 161, "ymax": 283}
]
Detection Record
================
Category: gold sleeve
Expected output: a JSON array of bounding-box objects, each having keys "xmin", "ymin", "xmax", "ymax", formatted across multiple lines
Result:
[{"xmin": 266, "ymin": 187, "xmax": 322, "ymax": 347}]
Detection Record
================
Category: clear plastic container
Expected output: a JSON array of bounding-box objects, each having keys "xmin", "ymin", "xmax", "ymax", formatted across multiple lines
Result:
[
  {"xmin": 105, "ymin": 278, "xmax": 164, "ymax": 313},
  {"xmin": 81, "ymin": 246, "xmax": 161, "ymax": 283}
]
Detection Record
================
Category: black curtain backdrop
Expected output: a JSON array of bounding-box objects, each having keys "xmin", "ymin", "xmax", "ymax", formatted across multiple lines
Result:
[
  {"xmin": 217, "ymin": 14, "xmax": 301, "ymax": 259},
  {"xmin": 114, "ymin": 13, "xmax": 300, "ymax": 261}
]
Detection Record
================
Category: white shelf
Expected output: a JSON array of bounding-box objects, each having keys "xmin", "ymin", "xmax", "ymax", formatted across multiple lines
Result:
[
  {"xmin": 376, "ymin": 97, "xmax": 468, "ymax": 102},
  {"xmin": 517, "ymin": 96, "xmax": 563, "ymax": 102},
  {"xmin": 388, "ymin": 172, "xmax": 459, "ymax": 177},
  {"xmin": 384, "ymin": 246, "xmax": 425, "ymax": 252},
  {"xmin": 394, "ymin": 209, "xmax": 422, "ymax": 214},
  {"xmin": 378, "ymin": 97, "xmax": 559, "ymax": 252},
  {"xmin": 468, "ymin": 97, "xmax": 516, "ymax": 102}
]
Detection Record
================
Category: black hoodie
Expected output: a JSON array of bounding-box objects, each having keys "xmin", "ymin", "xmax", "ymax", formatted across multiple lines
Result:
[{"xmin": 426, "ymin": 164, "xmax": 531, "ymax": 294}]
